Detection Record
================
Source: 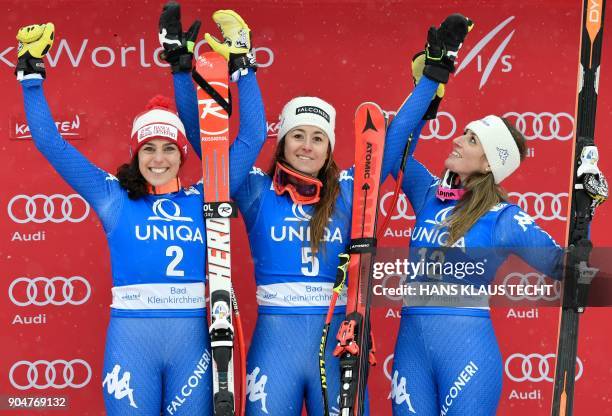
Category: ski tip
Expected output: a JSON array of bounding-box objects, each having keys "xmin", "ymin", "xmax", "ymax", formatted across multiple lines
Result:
[{"xmin": 355, "ymin": 101, "xmax": 383, "ymax": 114}]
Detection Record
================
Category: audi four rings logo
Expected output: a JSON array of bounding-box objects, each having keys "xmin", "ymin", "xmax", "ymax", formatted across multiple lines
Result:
[
  {"xmin": 7, "ymin": 194, "xmax": 90, "ymax": 224},
  {"xmin": 9, "ymin": 276, "xmax": 91, "ymax": 307},
  {"xmin": 420, "ymin": 112, "xmax": 457, "ymax": 140},
  {"xmin": 505, "ymin": 353, "xmax": 583, "ymax": 383},
  {"xmin": 502, "ymin": 272, "xmax": 561, "ymax": 301},
  {"xmin": 383, "ymin": 354, "xmax": 395, "ymax": 381},
  {"xmin": 379, "ymin": 192, "xmax": 415, "ymax": 221},
  {"xmin": 9, "ymin": 359, "xmax": 92, "ymax": 390},
  {"xmin": 502, "ymin": 112, "xmax": 574, "ymax": 141},
  {"xmin": 508, "ymin": 192, "xmax": 567, "ymax": 221}
]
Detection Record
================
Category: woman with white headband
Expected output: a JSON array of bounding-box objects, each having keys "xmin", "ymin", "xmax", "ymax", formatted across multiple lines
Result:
[
  {"xmin": 170, "ymin": 9, "xmax": 474, "ymax": 415},
  {"xmin": 386, "ymin": 110, "xmax": 565, "ymax": 413},
  {"xmin": 16, "ymin": 7, "xmax": 266, "ymax": 413}
]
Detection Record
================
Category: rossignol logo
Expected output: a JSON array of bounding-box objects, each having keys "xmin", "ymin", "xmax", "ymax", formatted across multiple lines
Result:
[
  {"xmin": 455, "ymin": 16, "xmax": 516, "ymax": 89},
  {"xmin": 137, "ymin": 124, "xmax": 177, "ymax": 142},
  {"xmin": 1, "ymin": 39, "xmax": 274, "ymax": 69},
  {"xmin": 295, "ymin": 106, "xmax": 330, "ymax": 122},
  {"xmin": 10, "ymin": 114, "xmax": 86, "ymax": 140}
]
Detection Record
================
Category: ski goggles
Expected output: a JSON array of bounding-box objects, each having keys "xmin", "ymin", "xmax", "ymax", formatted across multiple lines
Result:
[{"xmin": 273, "ymin": 162, "xmax": 322, "ymax": 205}]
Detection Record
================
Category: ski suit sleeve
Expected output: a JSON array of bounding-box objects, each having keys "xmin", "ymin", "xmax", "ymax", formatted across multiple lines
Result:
[
  {"xmin": 20, "ymin": 78, "xmax": 123, "ymax": 232},
  {"xmin": 494, "ymin": 205, "xmax": 564, "ymax": 280},
  {"xmin": 172, "ymin": 70, "xmax": 267, "ymax": 194},
  {"xmin": 399, "ymin": 157, "xmax": 439, "ymax": 216},
  {"xmin": 381, "ymin": 76, "xmax": 440, "ymax": 181},
  {"xmin": 232, "ymin": 167, "xmax": 270, "ymax": 231}
]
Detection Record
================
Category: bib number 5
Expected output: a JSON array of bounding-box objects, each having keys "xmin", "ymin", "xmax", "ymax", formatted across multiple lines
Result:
[{"xmin": 301, "ymin": 247, "xmax": 320, "ymax": 277}]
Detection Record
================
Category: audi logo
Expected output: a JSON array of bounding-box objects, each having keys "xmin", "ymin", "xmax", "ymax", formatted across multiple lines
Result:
[
  {"xmin": 505, "ymin": 353, "xmax": 583, "ymax": 383},
  {"xmin": 9, "ymin": 359, "xmax": 92, "ymax": 390},
  {"xmin": 503, "ymin": 112, "xmax": 574, "ymax": 141},
  {"xmin": 502, "ymin": 272, "xmax": 561, "ymax": 301},
  {"xmin": 8, "ymin": 276, "xmax": 91, "ymax": 307},
  {"xmin": 7, "ymin": 194, "xmax": 90, "ymax": 224},
  {"xmin": 379, "ymin": 192, "xmax": 415, "ymax": 221},
  {"xmin": 420, "ymin": 112, "xmax": 457, "ymax": 140},
  {"xmin": 383, "ymin": 353, "xmax": 394, "ymax": 381},
  {"xmin": 508, "ymin": 192, "xmax": 567, "ymax": 221}
]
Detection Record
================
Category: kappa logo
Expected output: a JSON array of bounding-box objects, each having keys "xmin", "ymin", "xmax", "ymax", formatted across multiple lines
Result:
[
  {"xmin": 103, "ymin": 364, "xmax": 137, "ymax": 408},
  {"xmin": 389, "ymin": 370, "xmax": 416, "ymax": 413},
  {"xmin": 339, "ymin": 170, "xmax": 354, "ymax": 182},
  {"xmin": 496, "ymin": 147, "xmax": 509, "ymax": 165},
  {"xmin": 105, "ymin": 173, "xmax": 118, "ymax": 182},
  {"xmin": 250, "ymin": 166, "xmax": 266, "ymax": 176},
  {"xmin": 455, "ymin": 16, "xmax": 516, "ymax": 89},
  {"xmin": 148, "ymin": 199, "xmax": 193, "ymax": 222},
  {"xmin": 247, "ymin": 367, "xmax": 268, "ymax": 414},
  {"xmin": 513, "ymin": 211, "xmax": 534, "ymax": 232}
]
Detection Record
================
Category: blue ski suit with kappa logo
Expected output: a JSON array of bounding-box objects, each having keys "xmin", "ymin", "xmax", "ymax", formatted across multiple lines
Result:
[
  {"xmin": 383, "ymin": 80, "xmax": 564, "ymax": 416},
  {"xmin": 20, "ymin": 70, "xmax": 266, "ymax": 416},
  {"xmin": 174, "ymin": 70, "xmax": 440, "ymax": 416}
]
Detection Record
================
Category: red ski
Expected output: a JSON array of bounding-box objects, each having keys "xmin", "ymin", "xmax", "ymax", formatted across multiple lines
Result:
[
  {"xmin": 333, "ymin": 102, "xmax": 387, "ymax": 416},
  {"xmin": 193, "ymin": 51, "xmax": 241, "ymax": 416}
]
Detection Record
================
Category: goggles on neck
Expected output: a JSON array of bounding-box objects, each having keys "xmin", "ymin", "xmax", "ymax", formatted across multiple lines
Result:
[
  {"xmin": 436, "ymin": 170, "xmax": 465, "ymax": 201},
  {"xmin": 273, "ymin": 162, "xmax": 322, "ymax": 205}
]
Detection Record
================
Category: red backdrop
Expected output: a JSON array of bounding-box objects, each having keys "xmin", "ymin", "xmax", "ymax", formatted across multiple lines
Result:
[{"xmin": 2, "ymin": 1, "xmax": 611, "ymax": 415}]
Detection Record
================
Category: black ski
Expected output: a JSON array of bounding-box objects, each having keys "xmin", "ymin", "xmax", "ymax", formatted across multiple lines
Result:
[{"xmin": 551, "ymin": 1, "xmax": 607, "ymax": 415}]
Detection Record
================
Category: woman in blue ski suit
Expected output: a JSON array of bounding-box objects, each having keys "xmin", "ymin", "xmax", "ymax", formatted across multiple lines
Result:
[
  {"xmin": 384, "ymin": 28, "xmax": 567, "ymax": 416},
  {"xmin": 171, "ymin": 10, "xmax": 474, "ymax": 415},
  {"xmin": 16, "ymin": 18, "xmax": 266, "ymax": 416}
]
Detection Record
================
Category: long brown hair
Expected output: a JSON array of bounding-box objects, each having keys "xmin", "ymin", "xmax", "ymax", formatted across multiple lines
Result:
[
  {"xmin": 444, "ymin": 117, "xmax": 527, "ymax": 246},
  {"xmin": 269, "ymin": 138, "xmax": 340, "ymax": 254}
]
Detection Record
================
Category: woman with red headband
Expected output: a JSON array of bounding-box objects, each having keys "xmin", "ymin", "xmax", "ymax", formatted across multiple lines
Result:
[{"xmin": 16, "ymin": 16, "xmax": 265, "ymax": 415}]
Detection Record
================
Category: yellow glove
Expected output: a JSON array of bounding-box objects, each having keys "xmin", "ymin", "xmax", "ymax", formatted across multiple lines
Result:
[
  {"xmin": 15, "ymin": 23, "xmax": 55, "ymax": 80},
  {"xmin": 205, "ymin": 10, "xmax": 251, "ymax": 60},
  {"xmin": 412, "ymin": 51, "xmax": 445, "ymax": 120}
]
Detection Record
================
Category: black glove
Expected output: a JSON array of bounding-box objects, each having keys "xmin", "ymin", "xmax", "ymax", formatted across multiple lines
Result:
[
  {"xmin": 158, "ymin": 1, "xmax": 201, "ymax": 73},
  {"xmin": 15, "ymin": 23, "xmax": 54, "ymax": 80},
  {"xmin": 423, "ymin": 14, "xmax": 473, "ymax": 84}
]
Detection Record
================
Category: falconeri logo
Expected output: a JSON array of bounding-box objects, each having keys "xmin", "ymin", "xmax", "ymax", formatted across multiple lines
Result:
[{"xmin": 295, "ymin": 106, "xmax": 330, "ymax": 122}]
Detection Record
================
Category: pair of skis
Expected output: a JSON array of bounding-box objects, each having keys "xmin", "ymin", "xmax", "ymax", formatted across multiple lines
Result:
[
  {"xmin": 551, "ymin": 1, "xmax": 608, "ymax": 415},
  {"xmin": 193, "ymin": 52, "xmax": 246, "ymax": 416},
  {"xmin": 320, "ymin": 103, "xmax": 388, "ymax": 416}
]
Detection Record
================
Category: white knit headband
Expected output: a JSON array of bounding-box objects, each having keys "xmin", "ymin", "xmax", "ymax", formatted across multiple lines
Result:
[{"xmin": 465, "ymin": 115, "xmax": 520, "ymax": 184}]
